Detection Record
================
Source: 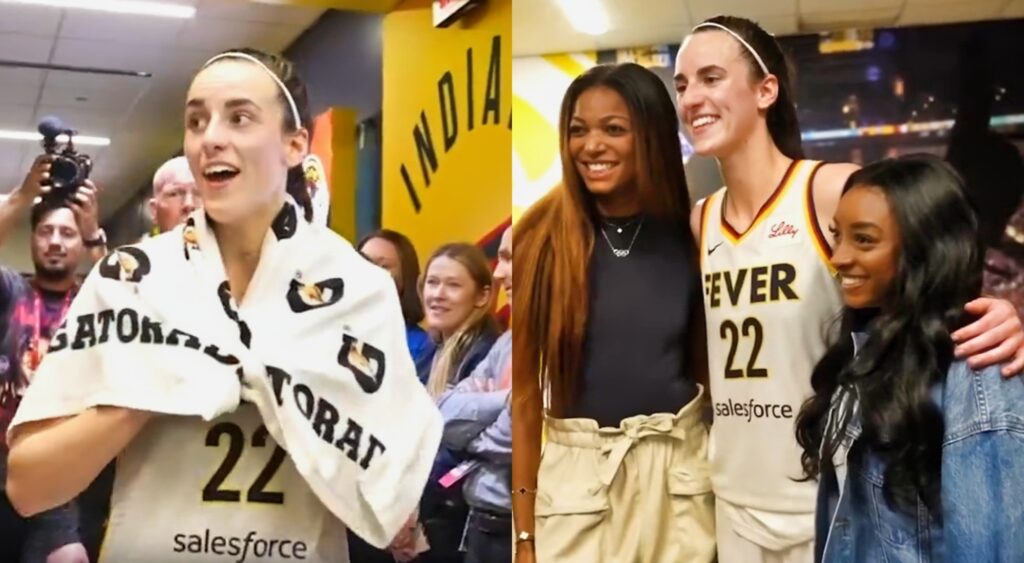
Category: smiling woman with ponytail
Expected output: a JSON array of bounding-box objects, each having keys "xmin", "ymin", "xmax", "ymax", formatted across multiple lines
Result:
[{"xmin": 5, "ymin": 48, "xmax": 440, "ymax": 563}]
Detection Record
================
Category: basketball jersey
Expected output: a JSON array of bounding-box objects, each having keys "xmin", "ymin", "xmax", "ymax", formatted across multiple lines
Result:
[
  {"xmin": 699, "ymin": 159, "xmax": 842, "ymax": 514},
  {"xmin": 98, "ymin": 404, "xmax": 349, "ymax": 563}
]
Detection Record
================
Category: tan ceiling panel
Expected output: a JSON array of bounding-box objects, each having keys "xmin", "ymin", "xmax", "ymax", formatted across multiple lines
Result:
[
  {"xmin": 752, "ymin": 14, "xmax": 800, "ymax": 36},
  {"xmin": 250, "ymin": 0, "xmax": 402, "ymax": 12},
  {"xmin": 897, "ymin": 0, "xmax": 1003, "ymax": 25},
  {"xmin": 513, "ymin": 0, "xmax": 1024, "ymax": 57},
  {"xmin": 0, "ymin": 0, "xmax": 323, "ymax": 216},
  {"xmin": 686, "ymin": 0, "xmax": 798, "ymax": 22},
  {"xmin": 800, "ymin": 7, "xmax": 901, "ymax": 29},
  {"xmin": 800, "ymin": 0, "xmax": 901, "ymax": 11},
  {"xmin": 1006, "ymin": 0, "xmax": 1024, "ymax": 17},
  {"xmin": 608, "ymin": 0, "xmax": 690, "ymax": 27}
]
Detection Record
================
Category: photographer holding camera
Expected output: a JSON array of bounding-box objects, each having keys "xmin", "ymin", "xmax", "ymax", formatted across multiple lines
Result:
[{"xmin": 0, "ymin": 152, "xmax": 108, "ymax": 563}]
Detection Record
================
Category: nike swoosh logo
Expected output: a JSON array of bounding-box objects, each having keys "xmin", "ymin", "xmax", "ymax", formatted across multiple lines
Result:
[{"xmin": 708, "ymin": 241, "xmax": 724, "ymax": 256}]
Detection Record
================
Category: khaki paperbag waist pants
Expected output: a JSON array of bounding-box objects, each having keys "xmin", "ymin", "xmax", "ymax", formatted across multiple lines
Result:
[{"xmin": 534, "ymin": 385, "xmax": 717, "ymax": 563}]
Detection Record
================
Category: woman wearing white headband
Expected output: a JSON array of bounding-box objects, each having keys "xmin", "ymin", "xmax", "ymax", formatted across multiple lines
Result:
[
  {"xmin": 5, "ymin": 48, "xmax": 438, "ymax": 562},
  {"xmin": 675, "ymin": 15, "xmax": 1024, "ymax": 563}
]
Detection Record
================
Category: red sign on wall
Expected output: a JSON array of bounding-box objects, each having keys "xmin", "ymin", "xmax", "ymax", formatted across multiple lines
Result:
[{"xmin": 433, "ymin": 0, "xmax": 481, "ymax": 28}]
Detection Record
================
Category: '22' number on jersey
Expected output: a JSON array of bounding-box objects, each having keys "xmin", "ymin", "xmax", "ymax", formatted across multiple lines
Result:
[
  {"xmin": 720, "ymin": 318, "xmax": 769, "ymax": 379},
  {"xmin": 203, "ymin": 423, "xmax": 286, "ymax": 504}
]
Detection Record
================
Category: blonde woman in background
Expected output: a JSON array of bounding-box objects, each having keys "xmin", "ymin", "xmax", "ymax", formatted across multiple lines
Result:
[{"xmin": 416, "ymin": 242, "xmax": 499, "ymax": 563}]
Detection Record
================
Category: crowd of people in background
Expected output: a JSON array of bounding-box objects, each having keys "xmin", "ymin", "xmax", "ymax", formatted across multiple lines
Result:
[
  {"xmin": 0, "ymin": 149, "xmax": 513, "ymax": 563},
  {"xmin": 511, "ymin": 14, "xmax": 1024, "ymax": 563},
  {"xmin": 0, "ymin": 48, "xmax": 511, "ymax": 563},
  {"xmin": 354, "ymin": 229, "xmax": 512, "ymax": 563},
  {"xmin": 4, "ymin": 11, "xmax": 1024, "ymax": 563}
]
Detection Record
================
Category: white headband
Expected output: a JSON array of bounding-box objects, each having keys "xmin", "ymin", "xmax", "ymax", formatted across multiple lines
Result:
[
  {"xmin": 691, "ymin": 22, "xmax": 770, "ymax": 76},
  {"xmin": 202, "ymin": 52, "xmax": 302, "ymax": 129}
]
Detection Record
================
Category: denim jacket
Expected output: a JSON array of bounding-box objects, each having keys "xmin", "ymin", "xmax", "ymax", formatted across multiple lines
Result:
[
  {"xmin": 438, "ymin": 330, "xmax": 512, "ymax": 514},
  {"xmin": 421, "ymin": 327, "xmax": 500, "ymax": 511},
  {"xmin": 816, "ymin": 333, "xmax": 1024, "ymax": 562}
]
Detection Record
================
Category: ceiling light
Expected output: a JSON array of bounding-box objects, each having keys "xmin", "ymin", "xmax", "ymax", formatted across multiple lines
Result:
[
  {"xmin": 556, "ymin": 0, "xmax": 609, "ymax": 36},
  {"xmin": 0, "ymin": 129, "xmax": 111, "ymax": 146},
  {"xmin": 1, "ymin": 0, "xmax": 195, "ymax": 18}
]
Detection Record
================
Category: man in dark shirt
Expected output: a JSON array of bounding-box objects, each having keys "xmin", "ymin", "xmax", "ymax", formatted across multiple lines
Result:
[{"xmin": 0, "ymin": 155, "xmax": 107, "ymax": 562}]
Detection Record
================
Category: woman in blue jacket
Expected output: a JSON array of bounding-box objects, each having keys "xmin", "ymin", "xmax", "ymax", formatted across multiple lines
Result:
[{"xmin": 795, "ymin": 154, "xmax": 1024, "ymax": 562}]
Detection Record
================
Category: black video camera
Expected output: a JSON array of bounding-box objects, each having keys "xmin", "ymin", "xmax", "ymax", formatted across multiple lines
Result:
[{"xmin": 38, "ymin": 116, "xmax": 92, "ymax": 201}]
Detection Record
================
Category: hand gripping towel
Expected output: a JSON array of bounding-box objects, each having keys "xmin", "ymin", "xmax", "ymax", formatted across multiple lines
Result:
[{"xmin": 9, "ymin": 199, "xmax": 443, "ymax": 549}]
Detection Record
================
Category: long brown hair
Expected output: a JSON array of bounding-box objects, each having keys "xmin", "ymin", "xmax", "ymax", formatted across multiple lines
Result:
[
  {"xmin": 421, "ymin": 242, "xmax": 498, "ymax": 399},
  {"xmin": 356, "ymin": 229, "xmax": 425, "ymax": 326},
  {"xmin": 512, "ymin": 63, "xmax": 695, "ymax": 416}
]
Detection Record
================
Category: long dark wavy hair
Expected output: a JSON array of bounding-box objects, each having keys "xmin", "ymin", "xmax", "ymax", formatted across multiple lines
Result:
[
  {"xmin": 692, "ymin": 15, "xmax": 805, "ymax": 160},
  {"xmin": 794, "ymin": 154, "xmax": 982, "ymax": 515}
]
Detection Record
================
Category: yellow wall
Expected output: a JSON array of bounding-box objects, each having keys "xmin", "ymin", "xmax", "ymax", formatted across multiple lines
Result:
[
  {"xmin": 381, "ymin": 0, "xmax": 511, "ymax": 264},
  {"xmin": 512, "ymin": 52, "xmax": 596, "ymax": 222},
  {"xmin": 512, "ymin": 47, "xmax": 694, "ymax": 221},
  {"xmin": 327, "ymin": 109, "xmax": 358, "ymax": 241}
]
